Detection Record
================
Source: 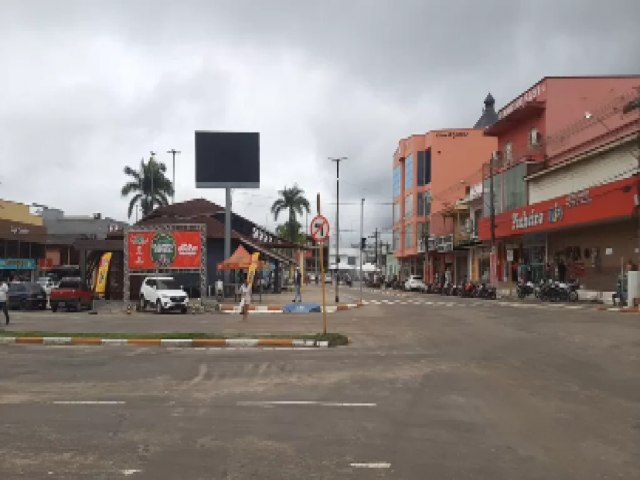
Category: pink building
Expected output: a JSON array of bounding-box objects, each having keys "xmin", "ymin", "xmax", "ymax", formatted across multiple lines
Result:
[{"xmin": 392, "ymin": 95, "xmax": 498, "ymax": 282}]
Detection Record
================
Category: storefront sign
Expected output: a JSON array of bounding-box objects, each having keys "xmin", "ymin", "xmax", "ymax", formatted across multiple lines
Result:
[
  {"xmin": 435, "ymin": 131, "xmax": 469, "ymax": 139},
  {"xmin": 565, "ymin": 189, "xmax": 591, "ymax": 208},
  {"xmin": 499, "ymin": 82, "xmax": 546, "ymax": 119},
  {"xmin": 10, "ymin": 226, "xmax": 30, "ymax": 235},
  {"xmin": 127, "ymin": 230, "xmax": 202, "ymax": 270},
  {"xmin": 511, "ymin": 210, "xmax": 544, "ymax": 230},
  {"xmin": 478, "ymin": 177, "xmax": 636, "ymax": 240},
  {"xmin": 0, "ymin": 258, "xmax": 36, "ymax": 270}
]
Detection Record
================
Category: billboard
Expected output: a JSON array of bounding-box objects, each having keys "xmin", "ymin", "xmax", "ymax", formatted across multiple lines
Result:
[
  {"xmin": 127, "ymin": 230, "xmax": 202, "ymax": 270},
  {"xmin": 94, "ymin": 252, "xmax": 112, "ymax": 294},
  {"xmin": 195, "ymin": 131, "xmax": 260, "ymax": 188}
]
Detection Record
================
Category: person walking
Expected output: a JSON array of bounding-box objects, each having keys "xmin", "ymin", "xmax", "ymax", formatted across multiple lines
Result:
[
  {"xmin": 239, "ymin": 278, "xmax": 251, "ymax": 321},
  {"xmin": 293, "ymin": 267, "xmax": 302, "ymax": 303},
  {"xmin": 0, "ymin": 279, "xmax": 9, "ymax": 325}
]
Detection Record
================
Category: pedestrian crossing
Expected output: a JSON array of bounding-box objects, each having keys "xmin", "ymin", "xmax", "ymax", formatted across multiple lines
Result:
[{"xmin": 361, "ymin": 298, "xmax": 592, "ymax": 311}]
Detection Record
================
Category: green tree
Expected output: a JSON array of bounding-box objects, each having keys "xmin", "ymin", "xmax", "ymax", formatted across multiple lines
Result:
[
  {"xmin": 121, "ymin": 156, "xmax": 174, "ymax": 219},
  {"xmin": 276, "ymin": 219, "xmax": 306, "ymax": 244},
  {"xmin": 270, "ymin": 185, "xmax": 310, "ymax": 243}
]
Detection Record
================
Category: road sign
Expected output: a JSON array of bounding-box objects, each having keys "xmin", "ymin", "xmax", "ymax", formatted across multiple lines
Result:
[
  {"xmin": 506, "ymin": 248, "xmax": 514, "ymax": 262},
  {"xmin": 310, "ymin": 215, "xmax": 330, "ymax": 242}
]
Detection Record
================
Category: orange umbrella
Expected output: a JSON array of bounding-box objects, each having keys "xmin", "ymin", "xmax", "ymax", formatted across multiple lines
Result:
[{"xmin": 217, "ymin": 245, "xmax": 265, "ymax": 270}]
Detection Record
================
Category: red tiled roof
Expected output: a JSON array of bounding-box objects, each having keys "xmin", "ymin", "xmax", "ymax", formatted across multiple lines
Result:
[
  {"xmin": 145, "ymin": 198, "xmax": 224, "ymax": 220},
  {"xmin": 138, "ymin": 215, "xmax": 239, "ymax": 240}
]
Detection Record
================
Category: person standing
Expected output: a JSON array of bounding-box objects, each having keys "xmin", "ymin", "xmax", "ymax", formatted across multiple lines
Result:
[
  {"xmin": 293, "ymin": 267, "xmax": 302, "ymax": 303},
  {"xmin": 239, "ymin": 278, "xmax": 251, "ymax": 321},
  {"xmin": 0, "ymin": 279, "xmax": 9, "ymax": 325},
  {"xmin": 557, "ymin": 259, "xmax": 567, "ymax": 283}
]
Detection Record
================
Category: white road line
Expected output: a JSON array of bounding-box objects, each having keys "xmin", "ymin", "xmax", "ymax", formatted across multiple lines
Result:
[
  {"xmin": 236, "ymin": 400, "xmax": 376, "ymax": 407},
  {"xmin": 122, "ymin": 469, "xmax": 142, "ymax": 475},
  {"xmin": 52, "ymin": 401, "xmax": 126, "ymax": 405},
  {"xmin": 350, "ymin": 462, "xmax": 391, "ymax": 469}
]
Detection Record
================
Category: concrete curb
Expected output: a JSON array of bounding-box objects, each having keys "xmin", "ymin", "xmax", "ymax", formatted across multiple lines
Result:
[
  {"xmin": 219, "ymin": 303, "xmax": 363, "ymax": 314},
  {"xmin": 0, "ymin": 336, "xmax": 331, "ymax": 348}
]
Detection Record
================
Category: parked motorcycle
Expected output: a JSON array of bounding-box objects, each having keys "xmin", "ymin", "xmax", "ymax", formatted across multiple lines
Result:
[
  {"xmin": 516, "ymin": 280, "xmax": 535, "ymax": 299},
  {"xmin": 475, "ymin": 283, "xmax": 497, "ymax": 300}
]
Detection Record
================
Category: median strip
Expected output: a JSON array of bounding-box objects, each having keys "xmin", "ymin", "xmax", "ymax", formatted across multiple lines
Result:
[{"xmin": 0, "ymin": 331, "xmax": 348, "ymax": 348}]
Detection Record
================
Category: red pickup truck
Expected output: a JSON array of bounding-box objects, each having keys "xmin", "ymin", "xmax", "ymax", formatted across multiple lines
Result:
[{"xmin": 50, "ymin": 277, "xmax": 94, "ymax": 312}]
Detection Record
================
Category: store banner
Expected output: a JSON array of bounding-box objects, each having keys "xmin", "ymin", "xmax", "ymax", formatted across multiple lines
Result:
[
  {"xmin": 247, "ymin": 252, "xmax": 260, "ymax": 286},
  {"xmin": 127, "ymin": 231, "xmax": 202, "ymax": 270},
  {"xmin": 95, "ymin": 252, "xmax": 112, "ymax": 294},
  {"xmin": 478, "ymin": 177, "xmax": 636, "ymax": 240},
  {"xmin": 0, "ymin": 258, "xmax": 36, "ymax": 270}
]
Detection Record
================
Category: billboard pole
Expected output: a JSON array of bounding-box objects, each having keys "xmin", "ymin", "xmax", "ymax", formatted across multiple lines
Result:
[{"xmin": 225, "ymin": 187, "xmax": 232, "ymax": 285}]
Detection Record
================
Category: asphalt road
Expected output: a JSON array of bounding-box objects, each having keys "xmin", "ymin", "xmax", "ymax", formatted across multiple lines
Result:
[{"xmin": 1, "ymin": 288, "xmax": 639, "ymax": 479}]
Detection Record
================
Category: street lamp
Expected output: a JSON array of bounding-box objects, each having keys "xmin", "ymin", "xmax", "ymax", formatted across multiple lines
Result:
[
  {"xmin": 329, "ymin": 156, "xmax": 347, "ymax": 303},
  {"xmin": 166, "ymin": 149, "xmax": 181, "ymax": 203}
]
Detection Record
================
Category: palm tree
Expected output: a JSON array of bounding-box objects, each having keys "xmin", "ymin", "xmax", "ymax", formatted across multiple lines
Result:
[
  {"xmin": 121, "ymin": 155, "xmax": 174, "ymax": 219},
  {"xmin": 271, "ymin": 185, "xmax": 310, "ymax": 243}
]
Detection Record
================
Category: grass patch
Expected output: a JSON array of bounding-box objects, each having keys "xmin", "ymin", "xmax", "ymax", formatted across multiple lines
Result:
[{"xmin": 0, "ymin": 330, "xmax": 349, "ymax": 346}]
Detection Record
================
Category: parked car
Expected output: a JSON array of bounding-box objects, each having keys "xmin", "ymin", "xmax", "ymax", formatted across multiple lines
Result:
[
  {"xmin": 49, "ymin": 277, "xmax": 93, "ymax": 312},
  {"xmin": 404, "ymin": 275, "xmax": 426, "ymax": 292},
  {"xmin": 37, "ymin": 276, "xmax": 56, "ymax": 296},
  {"xmin": 8, "ymin": 282, "xmax": 47, "ymax": 310},
  {"xmin": 324, "ymin": 273, "xmax": 333, "ymax": 284},
  {"xmin": 139, "ymin": 276, "xmax": 189, "ymax": 314}
]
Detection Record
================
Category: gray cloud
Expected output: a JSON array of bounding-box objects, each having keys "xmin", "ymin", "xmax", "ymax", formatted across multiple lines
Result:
[{"xmin": 1, "ymin": 0, "xmax": 638, "ymax": 243}]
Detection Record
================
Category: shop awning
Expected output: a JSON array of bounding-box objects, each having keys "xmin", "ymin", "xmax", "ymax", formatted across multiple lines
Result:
[{"xmin": 217, "ymin": 245, "xmax": 265, "ymax": 270}]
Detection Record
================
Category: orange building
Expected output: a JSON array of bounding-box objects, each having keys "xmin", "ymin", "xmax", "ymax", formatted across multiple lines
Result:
[{"xmin": 393, "ymin": 98, "xmax": 498, "ymax": 282}]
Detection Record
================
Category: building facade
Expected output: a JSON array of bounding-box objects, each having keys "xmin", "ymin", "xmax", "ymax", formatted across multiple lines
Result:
[
  {"xmin": 392, "ymin": 122, "xmax": 497, "ymax": 283},
  {"xmin": 0, "ymin": 200, "xmax": 47, "ymax": 281},
  {"xmin": 478, "ymin": 75, "xmax": 640, "ymax": 291}
]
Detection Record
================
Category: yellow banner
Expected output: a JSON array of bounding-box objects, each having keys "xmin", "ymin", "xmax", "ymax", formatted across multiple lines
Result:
[
  {"xmin": 247, "ymin": 252, "xmax": 260, "ymax": 286},
  {"xmin": 95, "ymin": 252, "xmax": 112, "ymax": 295}
]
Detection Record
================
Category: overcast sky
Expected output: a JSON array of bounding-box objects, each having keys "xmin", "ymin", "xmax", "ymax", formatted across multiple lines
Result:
[{"xmin": 1, "ymin": 0, "xmax": 639, "ymax": 245}]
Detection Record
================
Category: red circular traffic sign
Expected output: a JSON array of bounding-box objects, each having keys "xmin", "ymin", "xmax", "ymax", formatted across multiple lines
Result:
[{"xmin": 310, "ymin": 215, "xmax": 330, "ymax": 242}]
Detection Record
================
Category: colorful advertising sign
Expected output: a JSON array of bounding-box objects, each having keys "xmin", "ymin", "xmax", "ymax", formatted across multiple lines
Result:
[
  {"xmin": 127, "ymin": 231, "xmax": 202, "ymax": 270},
  {"xmin": 479, "ymin": 177, "xmax": 636, "ymax": 240},
  {"xmin": 0, "ymin": 258, "xmax": 36, "ymax": 270},
  {"xmin": 246, "ymin": 252, "xmax": 260, "ymax": 286},
  {"xmin": 95, "ymin": 252, "xmax": 112, "ymax": 294}
]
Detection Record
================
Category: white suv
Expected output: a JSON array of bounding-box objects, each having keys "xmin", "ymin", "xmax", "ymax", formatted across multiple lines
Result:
[
  {"xmin": 139, "ymin": 276, "xmax": 189, "ymax": 314},
  {"xmin": 404, "ymin": 275, "xmax": 426, "ymax": 292}
]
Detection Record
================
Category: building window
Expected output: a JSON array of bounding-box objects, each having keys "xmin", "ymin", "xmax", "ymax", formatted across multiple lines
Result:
[
  {"xmin": 347, "ymin": 256, "xmax": 356, "ymax": 266},
  {"xmin": 529, "ymin": 128, "xmax": 540, "ymax": 147},
  {"xmin": 393, "ymin": 202, "xmax": 401, "ymax": 224},
  {"xmin": 417, "ymin": 151, "xmax": 424, "ymax": 186},
  {"xmin": 417, "ymin": 192, "xmax": 424, "ymax": 216},
  {"xmin": 404, "ymin": 154, "xmax": 414, "ymax": 189},
  {"xmin": 405, "ymin": 194, "xmax": 413, "ymax": 219},
  {"xmin": 392, "ymin": 230, "xmax": 400, "ymax": 252},
  {"xmin": 503, "ymin": 163, "xmax": 527, "ymax": 211},
  {"xmin": 424, "ymin": 191, "xmax": 431, "ymax": 216},
  {"xmin": 405, "ymin": 224, "xmax": 414, "ymax": 248},
  {"xmin": 393, "ymin": 166, "xmax": 401, "ymax": 198},
  {"xmin": 424, "ymin": 148, "xmax": 432, "ymax": 184},
  {"xmin": 417, "ymin": 222, "xmax": 429, "ymax": 245},
  {"xmin": 504, "ymin": 142, "xmax": 513, "ymax": 164}
]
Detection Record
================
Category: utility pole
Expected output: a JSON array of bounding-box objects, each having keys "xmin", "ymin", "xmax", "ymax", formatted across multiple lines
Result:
[
  {"xmin": 166, "ymin": 149, "xmax": 181, "ymax": 203},
  {"xmin": 374, "ymin": 227, "xmax": 379, "ymax": 268},
  {"xmin": 360, "ymin": 198, "xmax": 364, "ymax": 304},
  {"xmin": 329, "ymin": 156, "xmax": 347, "ymax": 303},
  {"xmin": 489, "ymin": 152, "xmax": 497, "ymax": 284},
  {"xmin": 149, "ymin": 151, "xmax": 156, "ymax": 213}
]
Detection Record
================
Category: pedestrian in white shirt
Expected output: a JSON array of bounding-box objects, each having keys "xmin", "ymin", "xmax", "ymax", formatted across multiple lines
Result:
[
  {"xmin": 239, "ymin": 278, "xmax": 251, "ymax": 321},
  {"xmin": 0, "ymin": 279, "xmax": 9, "ymax": 325}
]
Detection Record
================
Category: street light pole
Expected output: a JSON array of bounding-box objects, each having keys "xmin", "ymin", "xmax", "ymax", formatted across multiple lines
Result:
[
  {"xmin": 166, "ymin": 149, "xmax": 181, "ymax": 203},
  {"xmin": 360, "ymin": 197, "xmax": 364, "ymax": 304},
  {"xmin": 149, "ymin": 151, "xmax": 156, "ymax": 213},
  {"xmin": 329, "ymin": 156, "xmax": 347, "ymax": 303}
]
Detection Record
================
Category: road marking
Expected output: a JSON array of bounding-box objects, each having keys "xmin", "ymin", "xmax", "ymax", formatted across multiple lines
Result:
[
  {"xmin": 350, "ymin": 462, "xmax": 391, "ymax": 469},
  {"xmin": 237, "ymin": 400, "xmax": 376, "ymax": 407},
  {"xmin": 52, "ymin": 401, "xmax": 126, "ymax": 405},
  {"xmin": 122, "ymin": 469, "xmax": 142, "ymax": 475}
]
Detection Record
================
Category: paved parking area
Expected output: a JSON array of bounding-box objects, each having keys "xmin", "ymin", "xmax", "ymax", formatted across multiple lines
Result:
[{"xmin": 2, "ymin": 286, "xmax": 639, "ymax": 479}]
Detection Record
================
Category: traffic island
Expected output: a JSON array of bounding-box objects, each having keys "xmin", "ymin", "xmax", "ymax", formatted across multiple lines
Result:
[{"xmin": 0, "ymin": 331, "xmax": 349, "ymax": 348}]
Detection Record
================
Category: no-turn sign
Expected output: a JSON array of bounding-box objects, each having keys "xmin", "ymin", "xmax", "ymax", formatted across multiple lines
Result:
[{"xmin": 310, "ymin": 214, "xmax": 330, "ymax": 242}]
